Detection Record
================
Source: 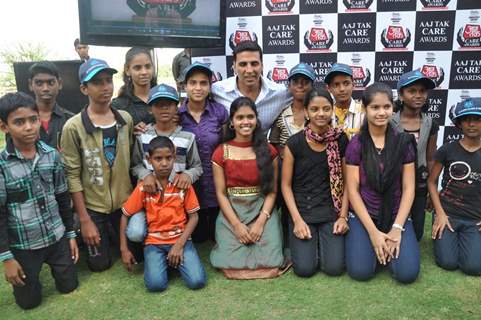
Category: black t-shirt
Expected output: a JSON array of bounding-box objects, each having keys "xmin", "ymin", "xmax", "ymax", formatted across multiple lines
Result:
[
  {"xmin": 101, "ymin": 124, "xmax": 117, "ymax": 167},
  {"xmin": 286, "ymin": 131, "xmax": 349, "ymax": 224},
  {"xmin": 112, "ymin": 95, "xmax": 154, "ymax": 126},
  {"xmin": 435, "ymin": 141, "xmax": 481, "ymax": 220}
]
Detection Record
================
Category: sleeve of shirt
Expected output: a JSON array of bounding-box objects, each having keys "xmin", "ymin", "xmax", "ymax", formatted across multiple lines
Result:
[
  {"xmin": 211, "ymin": 144, "xmax": 224, "ymax": 167},
  {"xmin": 345, "ymin": 135, "xmax": 362, "ymax": 166},
  {"xmin": 403, "ymin": 138, "xmax": 417, "ymax": 164},
  {"xmin": 430, "ymin": 119, "xmax": 440, "ymax": 136},
  {"xmin": 433, "ymin": 143, "xmax": 447, "ymax": 164},
  {"xmin": 172, "ymin": 55, "xmax": 180, "ymax": 80},
  {"xmin": 184, "ymin": 185, "xmax": 200, "ymax": 214},
  {"xmin": 122, "ymin": 184, "xmax": 145, "ymax": 217},
  {"xmin": 130, "ymin": 135, "xmax": 152, "ymax": 180},
  {"xmin": 285, "ymin": 132, "xmax": 299, "ymax": 157},
  {"xmin": 339, "ymin": 132, "xmax": 349, "ymax": 158},
  {"xmin": 60, "ymin": 120, "xmax": 84, "ymax": 193},
  {"xmin": 268, "ymin": 143, "xmax": 279, "ymax": 160},
  {"xmin": 53, "ymin": 150, "xmax": 69, "ymax": 195},
  {"xmin": 184, "ymin": 137, "xmax": 203, "ymax": 184},
  {"xmin": 220, "ymin": 105, "xmax": 229, "ymax": 124},
  {"xmin": 0, "ymin": 169, "xmax": 13, "ymax": 262},
  {"xmin": 268, "ymin": 115, "xmax": 282, "ymax": 145}
]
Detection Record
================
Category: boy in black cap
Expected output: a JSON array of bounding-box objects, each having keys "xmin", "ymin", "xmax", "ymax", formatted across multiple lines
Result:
[
  {"xmin": 61, "ymin": 58, "xmax": 141, "ymax": 272},
  {"xmin": 28, "ymin": 61, "xmax": 74, "ymax": 149},
  {"xmin": 324, "ymin": 63, "xmax": 364, "ymax": 139}
]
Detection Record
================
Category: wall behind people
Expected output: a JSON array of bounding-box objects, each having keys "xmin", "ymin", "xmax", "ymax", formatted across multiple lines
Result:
[{"xmin": 192, "ymin": 0, "xmax": 481, "ymax": 147}]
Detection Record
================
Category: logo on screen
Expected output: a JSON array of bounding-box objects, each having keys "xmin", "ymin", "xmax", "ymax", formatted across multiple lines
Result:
[
  {"xmin": 229, "ymin": 18, "xmax": 259, "ymax": 51},
  {"xmin": 127, "ymin": 0, "xmax": 196, "ymax": 18},
  {"xmin": 350, "ymin": 54, "xmax": 371, "ymax": 89},
  {"xmin": 420, "ymin": 53, "xmax": 444, "ymax": 88},
  {"xmin": 381, "ymin": 13, "xmax": 411, "ymax": 49},
  {"xmin": 265, "ymin": 0, "xmax": 295, "ymax": 13},
  {"xmin": 457, "ymin": 11, "xmax": 481, "ymax": 49},
  {"xmin": 343, "ymin": 0, "xmax": 374, "ymax": 11},
  {"xmin": 304, "ymin": 15, "xmax": 334, "ymax": 51},
  {"xmin": 420, "ymin": 0, "xmax": 451, "ymax": 9},
  {"xmin": 267, "ymin": 55, "xmax": 289, "ymax": 85}
]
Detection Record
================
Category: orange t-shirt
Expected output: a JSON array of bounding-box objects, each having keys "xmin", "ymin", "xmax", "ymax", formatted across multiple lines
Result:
[{"xmin": 122, "ymin": 182, "xmax": 200, "ymax": 245}]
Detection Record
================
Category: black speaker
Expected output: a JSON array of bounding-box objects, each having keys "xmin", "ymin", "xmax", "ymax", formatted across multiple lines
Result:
[{"xmin": 13, "ymin": 60, "xmax": 89, "ymax": 114}]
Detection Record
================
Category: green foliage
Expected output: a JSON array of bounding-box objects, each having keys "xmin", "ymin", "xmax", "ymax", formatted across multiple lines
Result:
[{"xmin": 0, "ymin": 42, "xmax": 49, "ymax": 92}]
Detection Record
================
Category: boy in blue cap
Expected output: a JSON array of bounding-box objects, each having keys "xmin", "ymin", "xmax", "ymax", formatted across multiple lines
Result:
[
  {"xmin": 124, "ymin": 84, "xmax": 202, "ymax": 248},
  {"xmin": 0, "ymin": 92, "xmax": 78, "ymax": 309},
  {"xmin": 392, "ymin": 69, "xmax": 438, "ymax": 241},
  {"xmin": 61, "ymin": 58, "xmax": 142, "ymax": 272},
  {"xmin": 428, "ymin": 98, "xmax": 481, "ymax": 276},
  {"xmin": 324, "ymin": 63, "xmax": 364, "ymax": 139},
  {"xmin": 269, "ymin": 63, "xmax": 315, "ymax": 157}
]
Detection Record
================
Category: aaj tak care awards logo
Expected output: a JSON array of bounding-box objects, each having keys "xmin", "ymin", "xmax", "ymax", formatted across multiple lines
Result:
[
  {"xmin": 304, "ymin": 15, "xmax": 334, "ymax": 51},
  {"xmin": 457, "ymin": 11, "xmax": 481, "ymax": 49},
  {"xmin": 229, "ymin": 18, "xmax": 259, "ymax": 51},
  {"xmin": 420, "ymin": 52, "xmax": 444, "ymax": 88},
  {"xmin": 267, "ymin": 55, "xmax": 290, "ymax": 85},
  {"xmin": 420, "ymin": 0, "xmax": 451, "ymax": 9},
  {"xmin": 350, "ymin": 54, "xmax": 371, "ymax": 89},
  {"xmin": 381, "ymin": 13, "xmax": 411, "ymax": 50},
  {"xmin": 342, "ymin": 0, "xmax": 374, "ymax": 11},
  {"xmin": 265, "ymin": 0, "xmax": 295, "ymax": 13},
  {"xmin": 197, "ymin": 57, "xmax": 223, "ymax": 83}
]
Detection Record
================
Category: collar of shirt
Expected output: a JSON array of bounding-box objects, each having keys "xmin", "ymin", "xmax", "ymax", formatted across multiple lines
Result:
[
  {"xmin": 178, "ymin": 98, "xmax": 213, "ymax": 116},
  {"xmin": 4, "ymin": 137, "xmax": 51, "ymax": 160},
  {"xmin": 81, "ymin": 106, "xmax": 127, "ymax": 134},
  {"xmin": 144, "ymin": 124, "xmax": 183, "ymax": 136},
  {"xmin": 221, "ymin": 75, "xmax": 283, "ymax": 103}
]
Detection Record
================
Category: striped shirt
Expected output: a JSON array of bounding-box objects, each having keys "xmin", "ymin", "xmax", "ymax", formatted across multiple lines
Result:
[
  {"xmin": 131, "ymin": 125, "xmax": 203, "ymax": 183},
  {"xmin": 211, "ymin": 75, "xmax": 292, "ymax": 135},
  {"xmin": 269, "ymin": 103, "xmax": 305, "ymax": 147},
  {"xmin": 332, "ymin": 98, "xmax": 365, "ymax": 140},
  {"xmin": 0, "ymin": 140, "xmax": 75, "ymax": 262}
]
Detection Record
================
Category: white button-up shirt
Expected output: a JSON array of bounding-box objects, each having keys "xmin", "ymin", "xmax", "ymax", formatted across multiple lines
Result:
[{"xmin": 211, "ymin": 75, "xmax": 292, "ymax": 135}]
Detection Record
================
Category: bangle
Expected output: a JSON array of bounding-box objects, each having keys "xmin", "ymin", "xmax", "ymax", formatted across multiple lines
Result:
[
  {"xmin": 339, "ymin": 215, "xmax": 348, "ymax": 222},
  {"xmin": 392, "ymin": 223, "xmax": 405, "ymax": 232},
  {"xmin": 261, "ymin": 209, "xmax": 271, "ymax": 219}
]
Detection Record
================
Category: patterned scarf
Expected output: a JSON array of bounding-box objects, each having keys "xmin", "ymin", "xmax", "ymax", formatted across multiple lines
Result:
[{"xmin": 304, "ymin": 125, "xmax": 344, "ymax": 216}]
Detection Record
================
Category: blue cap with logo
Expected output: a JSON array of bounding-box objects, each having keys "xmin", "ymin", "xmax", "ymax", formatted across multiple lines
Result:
[
  {"xmin": 449, "ymin": 98, "xmax": 481, "ymax": 124},
  {"xmin": 78, "ymin": 58, "xmax": 117, "ymax": 83},
  {"xmin": 288, "ymin": 63, "xmax": 316, "ymax": 82},
  {"xmin": 397, "ymin": 69, "xmax": 436, "ymax": 91},
  {"xmin": 324, "ymin": 63, "xmax": 353, "ymax": 85},
  {"xmin": 147, "ymin": 84, "xmax": 179, "ymax": 105},
  {"xmin": 181, "ymin": 61, "xmax": 213, "ymax": 82}
]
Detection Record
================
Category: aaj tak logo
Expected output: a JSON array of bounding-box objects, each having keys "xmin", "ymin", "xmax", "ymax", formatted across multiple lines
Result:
[
  {"xmin": 267, "ymin": 55, "xmax": 289, "ymax": 84},
  {"xmin": 265, "ymin": 0, "xmax": 295, "ymax": 13},
  {"xmin": 381, "ymin": 13, "xmax": 411, "ymax": 49},
  {"xmin": 198, "ymin": 58, "xmax": 223, "ymax": 83},
  {"xmin": 350, "ymin": 54, "xmax": 371, "ymax": 89},
  {"xmin": 343, "ymin": 0, "xmax": 374, "ymax": 10},
  {"xmin": 420, "ymin": 52, "xmax": 444, "ymax": 88},
  {"xmin": 457, "ymin": 11, "xmax": 481, "ymax": 49},
  {"xmin": 420, "ymin": 0, "xmax": 451, "ymax": 9},
  {"xmin": 304, "ymin": 15, "xmax": 334, "ymax": 51},
  {"xmin": 229, "ymin": 18, "xmax": 259, "ymax": 51}
]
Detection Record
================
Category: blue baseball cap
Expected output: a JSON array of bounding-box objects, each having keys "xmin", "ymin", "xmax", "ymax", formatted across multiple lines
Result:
[
  {"xmin": 324, "ymin": 63, "xmax": 353, "ymax": 84},
  {"xmin": 449, "ymin": 98, "xmax": 481, "ymax": 124},
  {"xmin": 147, "ymin": 84, "xmax": 179, "ymax": 105},
  {"xmin": 397, "ymin": 69, "xmax": 436, "ymax": 91},
  {"xmin": 181, "ymin": 62, "xmax": 213, "ymax": 82},
  {"xmin": 288, "ymin": 63, "xmax": 316, "ymax": 82},
  {"xmin": 78, "ymin": 58, "xmax": 117, "ymax": 83}
]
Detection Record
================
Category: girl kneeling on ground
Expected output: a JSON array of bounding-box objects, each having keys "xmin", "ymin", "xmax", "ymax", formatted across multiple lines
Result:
[{"xmin": 345, "ymin": 82, "xmax": 420, "ymax": 284}]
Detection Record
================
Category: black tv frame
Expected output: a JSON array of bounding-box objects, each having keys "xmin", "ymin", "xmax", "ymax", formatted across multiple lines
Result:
[{"xmin": 78, "ymin": 0, "xmax": 226, "ymax": 48}]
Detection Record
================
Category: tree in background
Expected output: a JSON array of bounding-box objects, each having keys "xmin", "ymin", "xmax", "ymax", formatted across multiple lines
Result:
[{"xmin": 0, "ymin": 42, "xmax": 49, "ymax": 94}]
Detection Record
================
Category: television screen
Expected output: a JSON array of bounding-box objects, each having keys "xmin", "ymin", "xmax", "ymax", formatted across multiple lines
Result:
[{"xmin": 79, "ymin": 0, "xmax": 224, "ymax": 48}]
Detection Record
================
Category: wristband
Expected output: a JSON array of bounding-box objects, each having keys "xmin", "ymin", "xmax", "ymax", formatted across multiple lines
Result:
[
  {"xmin": 261, "ymin": 209, "xmax": 271, "ymax": 219},
  {"xmin": 392, "ymin": 223, "xmax": 405, "ymax": 232}
]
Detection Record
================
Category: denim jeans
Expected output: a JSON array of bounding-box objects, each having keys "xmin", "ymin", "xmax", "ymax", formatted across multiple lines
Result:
[
  {"xmin": 345, "ymin": 213, "xmax": 420, "ymax": 284},
  {"xmin": 125, "ymin": 210, "xmax": 147, "ymax": 243},
  {"xmin": 434, "ymin": 215, "xmax": 481, "ymax": 276},
  {"xmin": 410, "ymin": 191, "xmax": 428, "ymax": 241},
  {"xmin": 143, "ymin": 240, "xmax": 206, "ymax": 292}
]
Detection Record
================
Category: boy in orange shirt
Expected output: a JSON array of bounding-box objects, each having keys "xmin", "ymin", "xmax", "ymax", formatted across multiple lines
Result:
[{"xmin": 119, "ymin": 136, "xmax": 206, "ymax": 292}]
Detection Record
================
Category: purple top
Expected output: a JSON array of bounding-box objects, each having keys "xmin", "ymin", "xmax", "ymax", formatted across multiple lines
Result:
[
  {"xmin": 179, "ymin": 99, "xmax": 229, "ymax": 208},
  {"xmin": 345, "ymin": 134, "xmax": 416, "ymax": 219}
]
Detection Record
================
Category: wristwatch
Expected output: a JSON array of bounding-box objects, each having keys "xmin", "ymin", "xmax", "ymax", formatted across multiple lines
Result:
[{"xmin": 392, "ymin": 223, "xmax": 405, "ymax": 232}]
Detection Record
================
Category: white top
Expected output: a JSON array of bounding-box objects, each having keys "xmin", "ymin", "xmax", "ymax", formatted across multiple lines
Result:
[{"xmin": 211, "ymin": 75, "xmax": 292, "ymax": 135}]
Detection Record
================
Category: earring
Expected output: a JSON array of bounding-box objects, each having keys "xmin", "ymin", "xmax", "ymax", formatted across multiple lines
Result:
[
  {"xmin": 229, "ymin": 123, "xmax": 234, "ymax": 129},
  {"xmin": 305, "ymin": 116, "xmax": 310, "ymax": 121}
]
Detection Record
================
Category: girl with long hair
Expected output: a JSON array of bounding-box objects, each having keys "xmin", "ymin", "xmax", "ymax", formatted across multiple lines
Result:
[
  {"xmin": 345, "ymin": 82, "xmax": 419, "ymax": 283},
  {"xmin": 281, "ymin": 87, "xmax": 349, "ymax": 277},
  {"xmin": 210, "ymin": 97, "xmax": 285, "ymax": 279}
]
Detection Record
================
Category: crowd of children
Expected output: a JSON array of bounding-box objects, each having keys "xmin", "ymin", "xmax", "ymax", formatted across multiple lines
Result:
[{"xmin": 1, "ymin": 43, "xmax": 480, "ymax": 310}]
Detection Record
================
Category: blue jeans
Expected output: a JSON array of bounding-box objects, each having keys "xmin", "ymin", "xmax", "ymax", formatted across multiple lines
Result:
[
  {"xmin": 143, "ymin": 240, "xmax": 206, "ymax": 292},
  {"xmin": 126, "ymin": 210, "xmax": 147, "ymax": 243},
  {"xmin": 434, "ymin": 215, "xmax": 481, "ymax": 276},
  {"xmin": 345, "ymin": 213, "xmax": 420, "ymax": 284}
]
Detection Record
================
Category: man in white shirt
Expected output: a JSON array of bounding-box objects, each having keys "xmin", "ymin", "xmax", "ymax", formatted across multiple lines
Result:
[{"xmin": 211, "ymin": 41, "xmax": 291, "ymax": 135}]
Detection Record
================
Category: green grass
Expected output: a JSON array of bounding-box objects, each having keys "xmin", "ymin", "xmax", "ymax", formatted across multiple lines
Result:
[{"xmin": 1, "ymin": 215, "xmax": 481, "ymax": 320}]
